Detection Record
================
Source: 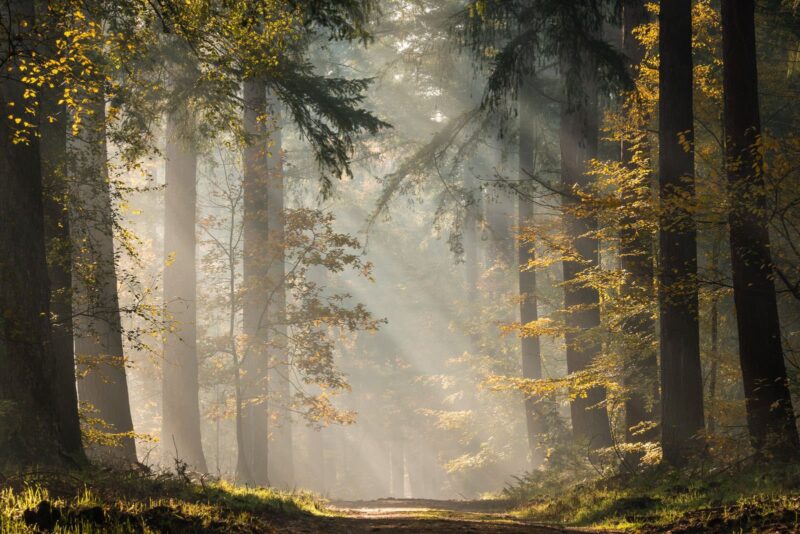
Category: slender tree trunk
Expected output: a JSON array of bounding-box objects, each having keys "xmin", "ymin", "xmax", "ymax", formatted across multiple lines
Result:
[
  {"xmin": 265, "ymin": 94, "xmax": 294, "ymax": 488},
  {"xmin": 559, "ymin": 52, "xmax": 613, "ymax": 449},
  {"xmin": 225, "ymin": 194, "xmax": 251, "ymax": 484},
  {"xmin": 518, "ymin": 78, "xmax": 545, "ymax": 467},
  {"xmin": 390, "ymin": 435, "xmax": 404, "ymax": 498},
  {"xmin": 311, "ymin": 428, "xmax": 325, "ymax": 494},
  {"xmin": 721, "ymin": 0, "xmax": 799, "ymax": 458},
  {"xmin": 707, "ymin": 232, "xmax": 721, "ymax": 435},
  {"xmin": 41, "ymin": 74, "xmax": 84, "ymax": 460},
  {"xmin": 620, "ymin": 0, "xmax": 658, "ymax": 447},
  {"xmin": 0, "ymin": 0, "xmax": 74, "ymax": 466},
  {"xmin": 161, "ymin": 111, "xmax": 207, "ymax": 471},
  {"xmin": 658, "ymin": 0, "xmax": 705, "ymax": 465},
  {"xmin": 463, "ymin": 171, "xmax": 480, "ymax": 353},
  {"xmin": 240, "ymin": 77, "xmax": 270, "ymax": 485},
  {"xmin": 71, "ymin": 95, "xmax": 137, "ymax": 465}
]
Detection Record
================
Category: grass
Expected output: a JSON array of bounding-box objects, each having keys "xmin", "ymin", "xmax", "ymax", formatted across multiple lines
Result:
[
  {"xmin": 509, "ymin": 460, "xmax": 800, "ymax": 532},
  {"xmin": 0, "ymin": 468, "xmax": 328, "ymax": 533}
]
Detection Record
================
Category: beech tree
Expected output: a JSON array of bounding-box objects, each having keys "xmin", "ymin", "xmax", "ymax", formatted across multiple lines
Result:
[{"xmin": 0, "ymin": 0, "xmax": 80, "ymax": 466}]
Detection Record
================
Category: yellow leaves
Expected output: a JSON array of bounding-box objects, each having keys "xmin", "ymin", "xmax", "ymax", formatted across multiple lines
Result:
[{"xmin": 502, "ymin": 317, "xmax": 562, "ymax": 339}]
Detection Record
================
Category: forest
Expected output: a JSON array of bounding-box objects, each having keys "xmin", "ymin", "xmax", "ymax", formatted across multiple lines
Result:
[{"xmin": 1, "ymin": 0, "xmax": 800, "ymax": 532}]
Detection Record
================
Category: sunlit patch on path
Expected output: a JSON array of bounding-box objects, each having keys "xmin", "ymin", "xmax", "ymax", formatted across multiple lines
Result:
[{"xmin": 273, "ymin": 498, "xmax": 604, "ymax": 533}]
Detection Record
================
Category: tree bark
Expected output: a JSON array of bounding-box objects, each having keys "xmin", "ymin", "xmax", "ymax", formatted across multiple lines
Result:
[
  {"xmin": 239, "ymin": 77, "xmax": 270, "ymax": 485},
  {"xmin": 0, "ymin": 0, "xmax": 75, "ymax": 466},
  {"xmin": 559, "ymin": 51, "xmax": 613, "ymax": 449},
  {"xmin": 658, "ymin": 0, "xmax": 705, "ymax": 465},
  {"xmin": 71, "ymin": 95, "xmax": 137, "ymax": 465},
  {"xmin": 40, "ymin": 70, "xmax": 85, "ymax": 461},
  {"xmin": 620, "ymin": 0, "xmax": 658, "ymax": 447},
  {"xmin": 265, "ymin": 93, "xmax": 294, "ymax": 489},
  {"xmin": 518, "ymin": 78, "xmax": 545, "ymax": 467},
  {"xmin": 721, "ymin": 0, "xmax": 799, "ymax": 458},
  {"xmin": 161, "ymin": 111, "xmax": 207, "ymax": 472}
]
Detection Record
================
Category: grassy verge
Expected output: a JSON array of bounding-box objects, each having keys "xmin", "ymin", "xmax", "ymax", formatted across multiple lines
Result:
[
  {"xmin": 0, "ymin": 468, "xmax": 328, "ymax": 532},
  {"xmin": 510, "ymin": 461, "xmax": 800, "ymax": 532}
]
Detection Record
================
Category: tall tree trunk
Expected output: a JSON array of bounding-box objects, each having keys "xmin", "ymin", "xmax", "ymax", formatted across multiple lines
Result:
[
  {"xmin": 161, "ymin": 111, "xmax": 207, "ymax": 471},
  {"xmin": 559, "ymin": 52, "xmax": 613, "ymax": 449},
  {"xmin": 265, "ymin": 95, "xmax": 294, "ymax": 489},
  {"xmin": 658, "ymin": 0, "xmax": 705, "ymax": 465},
  {"xmin": 721, "ymin": 0, "xmax": 799, "ymax": 458},
  {"xmin": 0, "ymin": 0, "xmax": 74, "ymax": 466},
  {"xmin": 240, "ymin": 77, "xmax": 270, "ymax": 485},
  {"xmin": 71, "ymin": 95, "xmax": 137, "ymax": 465},
  {"xmin": 620, "ymin": 0, "xmax": 658, "ymax": 447},
  {"xmin": 518, "ymin": 78, "xmax": 545, "ymax": 467},
  {"xmin": 41, "ymin": 73, "xmax": 85, "ymax": 461}
]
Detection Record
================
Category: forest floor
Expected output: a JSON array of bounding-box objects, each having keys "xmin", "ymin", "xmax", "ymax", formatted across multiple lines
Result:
[
  {"xmin": 0, "ymin": 469, "xmax": 590, "ymax": 533},
  {"xmin": 5, "ymin": 465, "xmax": 800, "ymax": 532},
  {"xmin": 508, "ymin": 461, "xmax": 800, "ymax": 533}
]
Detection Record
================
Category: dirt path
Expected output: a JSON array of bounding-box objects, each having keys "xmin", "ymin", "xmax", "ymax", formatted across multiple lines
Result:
[{"xmin": 276, "ymin": 498, "xmax": 601, "ymax": 533}]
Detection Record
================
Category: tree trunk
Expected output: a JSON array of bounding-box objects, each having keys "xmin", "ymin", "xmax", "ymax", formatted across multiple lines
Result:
[
  {"xmin": 71, "ymin": 95, "xmax": 137, "ymax": 465},
  {"xmin": 265, "ymin": 94, "xmax": 294, "ymax": 489},
  {"xmin": 620, "ymin": 0, "xmax": 658, "ymax": 447},
  {"xmin": 239, "ymin": 77, "xmax": 270, "ymax": 485},
  {"xmin": 721, "ymin": 0, "xmax": 799, "ymax": 458},
  {"xmin": 0, "ymin": 0, "xmax": 74, "ymax": 466},
  {"xmin": 559, "ymin": 52, "xmax": 613, "ymax": 449},
  {"xmin": 658, "ymin": 0, "xmax": 705, "ymax": 465},
  {"xmin": 390, "ymin": 435, "xmax": 404, "ymax": 498},
  {"xmin": 40, "ymin": 72, "xmax": 85, "ymax": 461},
  {"xmin": 161, "ymin": 111, "xmax": 207, "ymax": 472},
  {"xmin": 463, "ymin": 171, "xmax": 481, "ymax": 354},
  {"xmin": 518, "ymin": 78, "xmax": 545, "ymax": 468},
  {"xmin": 706, "ymin": 232, "xmax": 721, "ymax": 435}
]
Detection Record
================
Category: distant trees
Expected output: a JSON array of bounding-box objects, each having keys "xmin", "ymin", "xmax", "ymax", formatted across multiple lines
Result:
[{"xmin": 462, "ymin": 0, "xmax": 621, "ymax": 452}]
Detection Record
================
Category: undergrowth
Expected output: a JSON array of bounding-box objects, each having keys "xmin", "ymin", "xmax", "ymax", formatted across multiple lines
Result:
[
  {"xmin": 0, "ymin": 467, "xmax": 327, "ymax": 533},
  {"xmin": 506, "ymin": 459, "xmax": 800, "ymax": 532}
]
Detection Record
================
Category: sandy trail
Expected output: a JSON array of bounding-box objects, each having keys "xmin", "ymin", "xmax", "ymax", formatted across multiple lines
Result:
[{"xmin": 276, "ymin": 498, "xmax": 600, "ymax": 533}]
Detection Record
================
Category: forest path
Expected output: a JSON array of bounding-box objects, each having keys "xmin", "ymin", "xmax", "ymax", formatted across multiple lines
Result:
[{"xmin": 277, "ymin": 498, "xmax": 604, "ymax": 533}]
